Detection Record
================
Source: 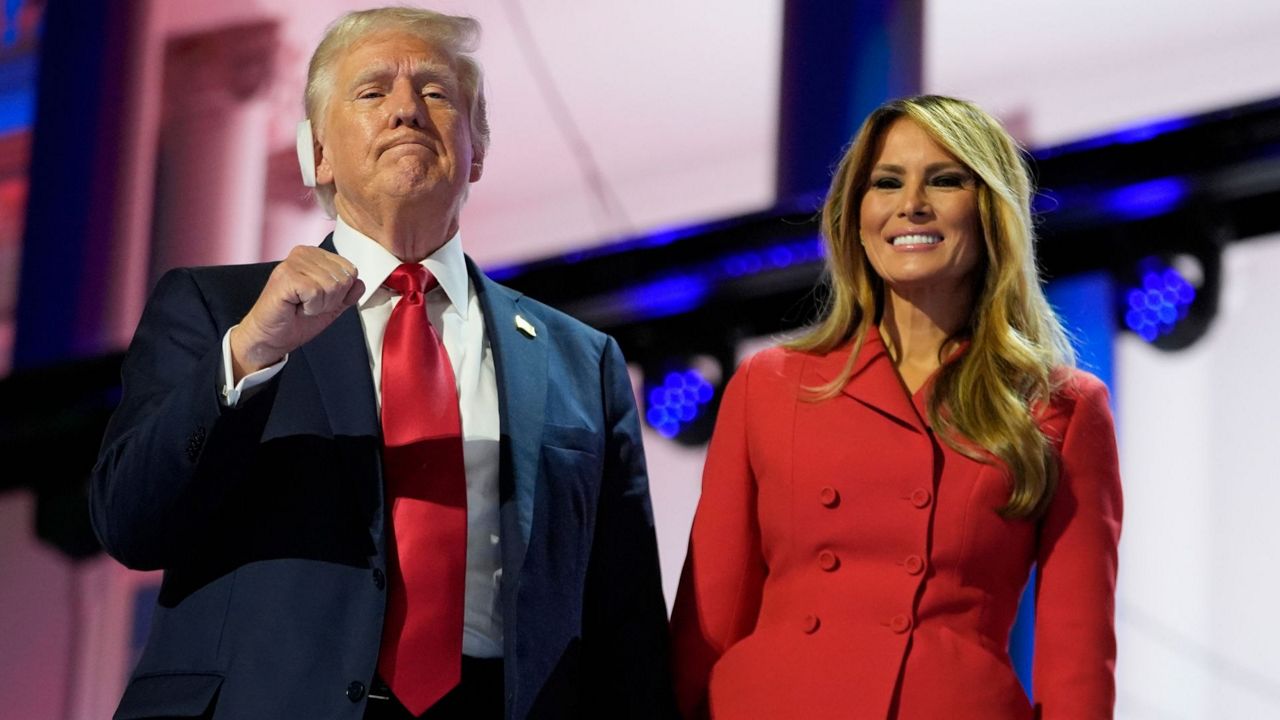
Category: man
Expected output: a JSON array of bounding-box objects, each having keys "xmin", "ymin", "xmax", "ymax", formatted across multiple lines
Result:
[{"xmin": 91, "ymin": 8, "xmax": 674, "ymax": 719}]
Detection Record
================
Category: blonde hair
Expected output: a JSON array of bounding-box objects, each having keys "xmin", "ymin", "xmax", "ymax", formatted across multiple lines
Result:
[
  {"xmin": 304, "ymin": 7, "xmax": 491, "ymax": 216},
  {"xmin": 789, "ymin": 95, "xmax": 1075, "ymax": 519}
]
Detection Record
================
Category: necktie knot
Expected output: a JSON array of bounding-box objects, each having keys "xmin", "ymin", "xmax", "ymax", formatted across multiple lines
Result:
[{"xmin": 385, "ymin": 263, "xmax": 439, "ymax": 298}]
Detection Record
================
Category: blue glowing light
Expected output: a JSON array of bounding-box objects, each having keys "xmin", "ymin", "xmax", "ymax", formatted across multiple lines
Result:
[
  {"xmin": 4, "ymin": 0, "xmax": 23, "ymax": 47},
  {"xmin": 1102, "ymin": 177, "xmax": 1190, "ymax": 221},
  {"xmin": 619, "ymin": 274, "xmax": 710, "ymax": 321},
  {"xmin": 1035, "ymin": 115, "xmax": 1195, "ymax": 159},
  {"xmin": 485, "ymin": 232, "xmax": 826, "ymax": 319},
  {"xmin": 0, "ymin": 51, "xmax": 37, "ymax": 134},
  {"xmin": 615, "ymin": 236, "xmax": 825, "ymax": 320},
  {"xmin": 645, "ymin": 369, "xmax": 716, "ymax": 438},
  {"xmin": 1123, "ymin": 259, "xmax": 1196, "ymax": 342}
]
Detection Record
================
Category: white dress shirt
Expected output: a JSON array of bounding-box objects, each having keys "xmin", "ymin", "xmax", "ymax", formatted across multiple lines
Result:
[{"xmin": 220, "ymin": 217, "xmax": 504, "ymax": 657}]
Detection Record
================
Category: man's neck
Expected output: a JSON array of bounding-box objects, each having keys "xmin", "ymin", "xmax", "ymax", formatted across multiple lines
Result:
[{"xmin": 336, "ymin": 198, "xmax": 460, "ymax": 263}]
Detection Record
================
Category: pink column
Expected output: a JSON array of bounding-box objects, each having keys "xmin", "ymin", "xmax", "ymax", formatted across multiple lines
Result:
[{"xmin": 150, "ymin": 21, "xmax": 279, "ymax": 276}]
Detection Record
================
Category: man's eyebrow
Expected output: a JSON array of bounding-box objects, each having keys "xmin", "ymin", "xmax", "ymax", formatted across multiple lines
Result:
[{"xmin": 348, "ymin": 60, "xmax": 456, "ymax": 89}]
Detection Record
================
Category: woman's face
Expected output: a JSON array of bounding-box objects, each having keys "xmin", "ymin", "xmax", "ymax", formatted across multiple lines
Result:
[{"xmin": 858, "ymin": 117, "xmax": 983, "ymax": 304}]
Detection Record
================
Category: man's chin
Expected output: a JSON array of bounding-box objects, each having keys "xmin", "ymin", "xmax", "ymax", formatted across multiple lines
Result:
[{"xmin": 377, "ymin": 176, "xmax": 468, "ymax": 207}]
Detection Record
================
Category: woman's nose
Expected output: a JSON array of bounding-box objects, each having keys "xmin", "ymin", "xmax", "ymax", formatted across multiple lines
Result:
[{"xmin": 898, "ymin": 185, "xmax": 931, "ymax": 218}]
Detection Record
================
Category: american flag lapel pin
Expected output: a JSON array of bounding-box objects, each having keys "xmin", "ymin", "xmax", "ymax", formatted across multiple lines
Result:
[{"xmin": 514, "ymin": 313, "xmax": 537, "ymax": 338}]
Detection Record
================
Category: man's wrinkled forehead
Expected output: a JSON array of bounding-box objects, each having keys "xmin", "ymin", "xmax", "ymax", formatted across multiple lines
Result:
[{"xmin": 344, "ymin": 56, "xmax": 459, "ymax": 92}]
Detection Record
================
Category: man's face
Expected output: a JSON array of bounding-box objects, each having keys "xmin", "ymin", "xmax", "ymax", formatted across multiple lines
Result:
[{"xmin": 316, "ymin": 30, "xmax": 482, "ymax": 222}]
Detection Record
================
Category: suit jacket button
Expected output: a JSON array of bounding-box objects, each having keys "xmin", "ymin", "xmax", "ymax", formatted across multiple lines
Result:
[
  {"xmin": 346, "ymin": 681, "xmax": 366, "ymax": 702},
  {"xmin": 889, "ymin": 615, "xmax": 912, "ymax": 634},
  {"xmin": 910, "ymin": 488, "xmax": 932, "ymax": 508},
  {"xmin": 801, "ymin": 614, "xmax": 820, "ymax": 634},
  {"xmin": 372, "ymin": 568, "xmax": 386, "ymax": 590},
  {"xmin": 817, "ymin": 550, "xmax": 840, "ymax": 572},
  {"xmin": 819, "ymin": 486, "xmax": 840, "ymax": 507},
  {"xmin": 904, "ymin": 555, "xmax": 925, "ymax": 575}
]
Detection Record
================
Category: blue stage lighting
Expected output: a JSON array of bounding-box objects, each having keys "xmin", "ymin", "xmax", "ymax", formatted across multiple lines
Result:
[
  {"xmin": 1103, "ymin": 177, "xmax": 1190, "ymax": 221},
  {"xmin": 619, "ymin": 274, "xmax": 710, "ymax": 321},
  {"xmin": 1123, "ymin": 258, "xmax": 1196, "ymax": 342},
  {"xmin": 645, "ymin": 368, "xmax": 716, "ymax": 438}
]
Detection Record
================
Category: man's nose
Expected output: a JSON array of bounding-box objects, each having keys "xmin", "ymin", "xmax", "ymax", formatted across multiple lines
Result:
[{"xmin": 388, "ymin": 82, "xmax": 427, "ymax": 129}]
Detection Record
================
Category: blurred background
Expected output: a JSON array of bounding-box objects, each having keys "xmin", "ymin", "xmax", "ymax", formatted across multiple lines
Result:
[{"xmin": 2, "ymin": 1, "xmax": 1279, "ymax": 718}]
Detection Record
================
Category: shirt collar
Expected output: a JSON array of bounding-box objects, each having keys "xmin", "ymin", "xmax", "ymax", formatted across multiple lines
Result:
[{"xmin": 332, "ymin": 216, "xmax": 470, "ymax": 319}]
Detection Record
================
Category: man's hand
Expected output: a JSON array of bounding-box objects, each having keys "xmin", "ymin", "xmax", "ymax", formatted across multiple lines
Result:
[{"xmin": 230, "ymin": 247, "xmax": 364, "ymax": 382}]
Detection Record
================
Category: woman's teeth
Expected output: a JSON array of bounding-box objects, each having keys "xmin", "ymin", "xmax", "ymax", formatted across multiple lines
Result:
[{"xmin": 892, "ymin": 234, "xmax": 942, "ymax": 246}]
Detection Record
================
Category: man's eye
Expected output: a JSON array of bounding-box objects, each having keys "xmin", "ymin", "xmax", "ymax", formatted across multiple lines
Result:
[{"xmin": 357, "ymin": 90, "xmax": 384, "ymax": 100}]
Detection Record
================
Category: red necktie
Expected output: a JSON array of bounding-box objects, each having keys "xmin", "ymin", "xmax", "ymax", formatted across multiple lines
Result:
[{"xmin": 377, "ymin": 263, "xmax": 467, "ymax": 715}]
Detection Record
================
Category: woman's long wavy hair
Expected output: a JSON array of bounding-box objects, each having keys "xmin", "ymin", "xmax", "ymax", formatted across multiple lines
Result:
[{"xmin": 788, "ymin": 95, "xmax": 1075, "ymax": 519}]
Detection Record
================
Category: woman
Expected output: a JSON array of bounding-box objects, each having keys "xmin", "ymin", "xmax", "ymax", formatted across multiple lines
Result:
[{"xmin": 670, "ymin": 95, "xmax": 1122, "ymax": 719}]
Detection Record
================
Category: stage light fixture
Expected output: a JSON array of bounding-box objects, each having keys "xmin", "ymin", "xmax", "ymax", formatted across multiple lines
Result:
[
  {"xmin": 1116, "ymin": 241, "xmax": 1220, "ymax": 352},
  {"xmin": 646, "ymin": 370, "xmax": 715, "ymax": 438},
  {"xmin": 642, "ymin": 352, "xmax": 728, "ymax": 446},
  {"xmin": 1123, "ymin": 257, "xmax": 1197, "ymax": 342}
]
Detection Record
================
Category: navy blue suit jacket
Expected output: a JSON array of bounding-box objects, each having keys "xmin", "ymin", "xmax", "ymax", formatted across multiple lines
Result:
[{"xmin": 91, "ymin": 239, "xmax": 675, "ymax": 719}]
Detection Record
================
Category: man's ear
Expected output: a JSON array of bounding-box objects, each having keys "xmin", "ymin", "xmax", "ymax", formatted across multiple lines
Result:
[
  {"xmin": 469, "ymin": 148, "xmax": 484, "ymax": 183},
  {"xmin": 296, "ymin": 120, "xmax": 319, "ymax": 187}
]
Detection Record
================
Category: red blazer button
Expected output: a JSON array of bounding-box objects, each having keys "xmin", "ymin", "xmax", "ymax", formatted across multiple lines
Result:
[
  {"xmin": 819, "ymin": 486, "xmax": 840, "ymax": 507},
  {"xmin": 889, "ymin": 615, "xmax": 912, "ymax": 634},
  {"xmin": 817, "ymin": 550, "xmax": 840, "ymax": 571},
  {"xmin": 904, "ymin": 555, "xmax": 925, "ymax": 575},
  {"xmin": 802, "ymin": 614, "xmax": 821, "ymax": 634},
  {"xmin": 910, "ymin": 488, "xmax": 932, "ymax": 508}
]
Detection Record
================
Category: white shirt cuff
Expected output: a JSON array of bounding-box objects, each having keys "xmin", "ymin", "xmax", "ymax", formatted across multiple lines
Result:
[{"xmin": 219, "ymin": 326, "xmax": 287, "ymax": 407}]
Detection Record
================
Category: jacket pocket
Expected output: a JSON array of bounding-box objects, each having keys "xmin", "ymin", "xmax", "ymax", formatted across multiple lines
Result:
[
  {"xmin": 115, "ymin": 672, "xmax": 223, "ymax": 719},
  {"xmin": 542, "ymin": 423, "xmax": 601, "ymax": 456}
]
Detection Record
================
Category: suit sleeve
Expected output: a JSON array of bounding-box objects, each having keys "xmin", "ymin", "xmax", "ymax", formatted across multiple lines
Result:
[
  {"xmin": 579, "ymin": 336, "xmax": 678, "ymax": 718},
  {"xmin": 90, "ymin": 268, "xmax": 275, "ymax": 570},
  {"xmin": 1033, "ymin": 373, "xmax": 1123, "ymax": 719},
  {"xmin": 669, "ymin": 355, "xmax": 767, "ymax": 719}
]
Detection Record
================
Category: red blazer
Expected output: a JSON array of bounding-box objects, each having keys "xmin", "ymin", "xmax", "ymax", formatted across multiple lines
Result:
[{"xmin": 671, "ymin": 334, "xmax": 1122, "ymax": 720}]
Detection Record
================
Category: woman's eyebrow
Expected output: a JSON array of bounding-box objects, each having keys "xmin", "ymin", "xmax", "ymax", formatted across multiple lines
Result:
[{"xmin": 871, "ymin": 162, "xmax": 969, "ymax": 174}]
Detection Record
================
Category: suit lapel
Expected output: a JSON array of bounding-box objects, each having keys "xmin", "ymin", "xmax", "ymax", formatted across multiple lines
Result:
[
  {"xmin": 290, "ymin": 235, "xmax": 384, "ymax": 541},
  {"xmin": 298, "ymin": 305, "xmax": 380, "ymax": 437},
  {"xmin": 299, "ymin": 234, "xmax": 380, "ymax": 437},
  {"xmin": 469, "ymin": 259, "xmax": 545, "ymax": 581}
]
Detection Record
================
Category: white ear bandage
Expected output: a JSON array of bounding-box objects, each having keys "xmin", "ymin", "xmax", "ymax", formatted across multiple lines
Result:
[{"xmin": 296, "ymin": 119, "xmax": 317, "ymax": 187}]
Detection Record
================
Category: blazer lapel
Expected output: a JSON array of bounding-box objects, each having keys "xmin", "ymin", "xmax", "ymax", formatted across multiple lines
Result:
[
  {"xmin": 813, "ymin": 331, "xmax": 927, "ymax": 433},
  {"xmin": 469, "ymin": 259, "xmax": 545, "ymax": 580}
]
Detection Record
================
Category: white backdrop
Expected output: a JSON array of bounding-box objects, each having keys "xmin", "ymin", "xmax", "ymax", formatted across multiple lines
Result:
[
  {"xmin": 1114, "ymin": 234, "xmax": 1280, "ymax": 719},
  {"xmin": 925, "ymin": 0, "xmax": 1280, "ymax": 147}
]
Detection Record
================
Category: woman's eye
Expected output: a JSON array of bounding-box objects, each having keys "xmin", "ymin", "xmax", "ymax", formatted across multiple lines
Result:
[
  {"xmin": 871, "ymin": 177, "xmax": 901, "ymax": 189},
  {"xmin": 931, "ymin": 174, "xmax": 968, "ymax": 187}
]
